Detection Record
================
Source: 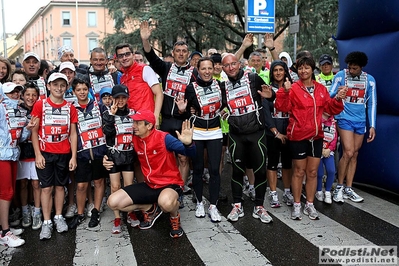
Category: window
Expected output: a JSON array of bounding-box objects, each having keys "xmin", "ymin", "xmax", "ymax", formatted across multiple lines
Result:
[
  {"xmin": 88, "ymin": 38, "xmax": 98, "ymax": 53},
  {"xmin": 46, "ymin": 18, "xmax": 48, "ymax": 32},
  {"xmin": 50, "ymin": 14, "xmax": 52, "ymax": 29},
  {"xmin": 88, "ymin": 12, "xmax": 97, "ymax": 27},
  {"xmin": 62, "ymin": 11, "xmax": 71, "ymax": 26},
  {"xmin": 63, "ymin": 38, "xmax": 72, "ymax": 47}
]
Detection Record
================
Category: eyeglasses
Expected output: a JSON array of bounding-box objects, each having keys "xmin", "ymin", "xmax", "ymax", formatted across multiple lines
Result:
[
  {"xmin": 117, "ymin": 52, "xmax": 132, "ymax": 59},
  {"xmin": 222, "ymin": 62, "xmax": 238, "ymax": 68}
]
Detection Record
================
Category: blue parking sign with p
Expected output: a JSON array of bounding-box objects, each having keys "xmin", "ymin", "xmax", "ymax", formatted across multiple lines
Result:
[{"xmin": 245, "ymin": 0, "xmax": 275, "ymax": 33}]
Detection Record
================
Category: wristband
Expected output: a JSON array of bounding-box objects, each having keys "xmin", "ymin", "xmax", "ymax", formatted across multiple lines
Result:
[
  {"xmin": 269, "ymin": 47, "xmax": 275, "ymax": 51},
  {"xmin": 275, "ymin": 132, "xmax": 280, "ymax": 138}
]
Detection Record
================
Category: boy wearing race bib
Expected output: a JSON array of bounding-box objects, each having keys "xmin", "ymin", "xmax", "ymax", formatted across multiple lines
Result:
[
  {"xmin": 30, "ymin": 73, "xmax": 78, "ymax": 240},
  {"xmin": 67, "ymin": 79, "xmax": 107, "ymax": 230}
]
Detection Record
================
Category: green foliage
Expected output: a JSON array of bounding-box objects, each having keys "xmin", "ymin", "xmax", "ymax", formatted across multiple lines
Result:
[{"xmin": 101, "ymin": 0, "xmax": 338, "ymax": 59}]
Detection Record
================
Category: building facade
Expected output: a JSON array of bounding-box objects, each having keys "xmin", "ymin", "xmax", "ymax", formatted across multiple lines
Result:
[{"xmin": 10, "ymin": 0, "xmax": 115, "ymax": 64}]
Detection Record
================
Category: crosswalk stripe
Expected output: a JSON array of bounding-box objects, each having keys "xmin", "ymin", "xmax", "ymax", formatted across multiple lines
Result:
[
  {"xmin": 73, "ymin": 207, "xmax": 137, "ymax": 266},
  {"xmin": 180, "ymin": 196, "xmax": 272, "ymax": 266},
  {"xmin": 342, "ymin": 187, "xmax": 399, "ymax": 228}
]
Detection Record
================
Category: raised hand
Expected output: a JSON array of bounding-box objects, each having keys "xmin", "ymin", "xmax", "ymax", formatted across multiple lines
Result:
[
  {"xmin": 110, "ymin": 98, "xmax": 118, "ymax": 115},
  {"xmin": 175, "ymin": 95, "xmax": 187, "ymax": 113},
  {"xmin": 176, "ymin": 120, "xmax": 193, "ymax": 146},
  {"xmin": 258, "ymin": 84, "xmax": 272, "ymax": 99},
  {"xmin": 242, "ymin": 33, "xmax": 254, "ymax": 48},
  {"xmin": 140, "ymin": 20, "xmax": 152, "ymax": 41},
  {"xmin": 284, "ymin": 77, "xmax": 292, "ymax": 92},
  {"xmin": 26, "ymin": 115, "xmax": 39, "ymax": 131},
  {"xmin": 263, "ymin": 33, "xmax": 274, "ymax": 49}
]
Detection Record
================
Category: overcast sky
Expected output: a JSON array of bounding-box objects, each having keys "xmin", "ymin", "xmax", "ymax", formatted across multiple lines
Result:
[{"xmin": 1, "ymin": 0, "xmax": 50, "ymax": 34}]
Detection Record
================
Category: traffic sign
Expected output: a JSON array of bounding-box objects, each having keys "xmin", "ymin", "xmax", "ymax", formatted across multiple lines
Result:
[{"xmin": 245, "ymin": 0, "xmax": 275, "ymax": 33}]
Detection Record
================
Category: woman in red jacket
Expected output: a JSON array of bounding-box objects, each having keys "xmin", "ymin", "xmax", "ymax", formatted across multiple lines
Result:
[{"xmin": 275, "ymin": 56, "xmax": 346, "ymax": 221}]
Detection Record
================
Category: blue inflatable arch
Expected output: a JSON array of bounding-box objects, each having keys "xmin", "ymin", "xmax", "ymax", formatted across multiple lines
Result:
[{"xmin": 335, "ymin": 0, "xmax": 399, "ymax": 193}]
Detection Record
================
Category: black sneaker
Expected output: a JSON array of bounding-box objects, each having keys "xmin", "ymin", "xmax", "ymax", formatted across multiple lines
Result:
[
  {"xmin": 68, "ymin": 214, "xmax": 85, "ymax": 229},
  {"xmin": 178, "ymin": 195, "xmax": 184, "ymax": 209},
  {"xmin": 88, "ymin": 208, "xmax": 100, "ymax": 228},
  {"xmin": 139, "ymin": 204, "xmax": 163, "ymax": 230},
  {"xmin": 170, "ymin": 213, "xmax": 184, "ymax": 238}
]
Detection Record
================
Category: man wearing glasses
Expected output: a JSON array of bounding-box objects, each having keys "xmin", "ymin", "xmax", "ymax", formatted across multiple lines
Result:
[
  {"xmin": 114, "ymin": 43, "xmax": 163, "ymax": 129},
  {"xmin": 221, "ymin": 54, "xmax": 276, "ymax": 224}
]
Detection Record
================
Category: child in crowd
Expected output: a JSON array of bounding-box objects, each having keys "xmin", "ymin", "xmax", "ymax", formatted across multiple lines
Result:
[
  {"xmin": 99, "ymin": 87, "xmax": 113, "ymax": 111},
  {"xmin": 0, "ymin": 82, "xmax": 31, "ymax": 248},
  {"xmin": 30, "ymin": 73, "xmax": 78, "ymax": 240},
  {"xmin": 11, "ymin": 70, "xmax": 28, "ymax": 86},
  {"xmin": 316, "ymin": 112, "xmax": 338, "ymax": 204},
  {"xmin": 102, "ymin": 84, "xmax": 137, "ymax": 234},
  {"xmin": 17, "ymin": 83, "xmax": 42, "ymax": 230},
  {"xmin": 67, "ymin": 78, "xmax": 107, "ymax": 230}
]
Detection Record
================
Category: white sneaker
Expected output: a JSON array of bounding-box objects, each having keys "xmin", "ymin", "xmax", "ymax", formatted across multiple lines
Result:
[
  {"xmin": 227, "ymin": 204, "xmax": 244, "ymax": 222},
  {"xmin": 86, "ymin": 203, "xmax": 95, "ymax": 218},
  {"xmin": 315, "ymin": 191, "xmax": 324, "ymax": 202},
  {"xmin": 282, "ymin": 192, "xmax": 294, "ymax": 206},
  {"xmin": 343, "ymin": 187, "xmax": 364, "ymax": 203},
  {"xmin": 333, "ymin": 186, "xmax": 345, "ymax": 203},
  {"xmin": 324, "ymin": 191, "xmax": 332, "ymax": 204},
  {"xmin": 303, "ymin": 203, "xmax": 319, "ymax": 220},
  {"xmin": 291, "ymin": 204, "xmax": 302, "ymax": 220},
  {"xmin": 252, "ymin": 206, "xmax": 273, "ymax": 223},
  {"xmin": 65, "ymin": 204, "xmax": 77, "ymax": 218},
  {"xmin": 208, "ymin": 205, "xmax": 221, "ymax": 222},
  {"xmin": 0, "ymin": 231, "xmax": 25, "ymax": 248},
  {"xmin": 40, "ymin": 222, "xmax": 53, "ymax": 240},
  {"xmin": 269, "ymin": 191, "xmax": 281, "ymax": 208},
  {"xmin": 54, "ymin": 216, "xmax": 68, "ymax": 233},
  {"xmin": 195, "ymin": 201, "xmax": 206, "ymax": 218}
]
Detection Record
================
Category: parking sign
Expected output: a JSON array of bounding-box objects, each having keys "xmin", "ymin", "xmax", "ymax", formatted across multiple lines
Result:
[{"xmin": 245, "ymin": 0, "xmax": 275, "ymax": 33}]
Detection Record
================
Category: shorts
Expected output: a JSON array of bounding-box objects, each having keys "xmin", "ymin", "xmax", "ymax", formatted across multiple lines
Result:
[
  {"xmin": 337, "ymin": 119, "xmax": 366, "ymax": 135},
  {"xmin": 123, "ymin": 182, "xmax": 182, "ymax": 205},
  {"xmin": 108, "ymin": 163, "xmax": 133, "ymax": 174},
  {"xmin": 160, "ymin": 117, "xmax": 183, "ymax": 138},
  {"xmin": 75, "ymin": 159, "xmax": 108, "ymax": 183},
  {"xmin": 36, "ymin": 152, "xmax": 71, "ymax": 188},
  {"xmin": 17, "ymin": 161, "xmax": 39, "ymax": 180},
  {"xmin": 266, "ymin": 136, "xmax": 292, "ymax": 170},
  {"xmin": 290, "ymin": 138, "xmax": 323, "ymax": 160}
]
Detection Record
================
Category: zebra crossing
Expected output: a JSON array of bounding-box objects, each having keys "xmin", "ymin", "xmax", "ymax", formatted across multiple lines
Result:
[{"xmin": 1, "ymin": 181, "xmax": 398, "ymax": 266}]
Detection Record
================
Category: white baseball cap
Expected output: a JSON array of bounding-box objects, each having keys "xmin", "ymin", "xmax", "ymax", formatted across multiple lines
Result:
[
  {"xmin": 2, "ymin": 82, "xmax": 24, "ymax": 93},
  {"xmin": 47, "ymin": 72, "xmax": 68, "ymax": 84},
  {"xmin": 59, "ymin": 61, "xmax": 76, "ymax": 72},
  {"xmin": 23, "ymin": 52, "xmax": 40, "ymax": 62}
]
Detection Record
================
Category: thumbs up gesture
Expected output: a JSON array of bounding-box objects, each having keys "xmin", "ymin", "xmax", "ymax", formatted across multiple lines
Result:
[{"xmin": 284, "ymin": 77, "xmax": 292, "ymax": 92}]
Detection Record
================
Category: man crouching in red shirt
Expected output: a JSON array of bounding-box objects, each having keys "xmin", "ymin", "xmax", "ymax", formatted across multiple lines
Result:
[{"xmin": 104, "ymin": 110, "xmax": 196, "ymax": 238}]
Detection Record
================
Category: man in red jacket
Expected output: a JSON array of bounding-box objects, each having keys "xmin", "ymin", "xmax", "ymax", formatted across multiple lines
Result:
[
  {"xmin": 104, "ymin": 110, "xmax": 196, "ymax": 238},
  {"xmin": 115, "ymin": 43, "xmax": 163, "ymax": 128}
]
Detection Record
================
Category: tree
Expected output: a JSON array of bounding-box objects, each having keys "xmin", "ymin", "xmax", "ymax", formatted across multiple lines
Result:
[{"xmin": 101, "ymin": 0, "xmax": 338, "ymax": 59}]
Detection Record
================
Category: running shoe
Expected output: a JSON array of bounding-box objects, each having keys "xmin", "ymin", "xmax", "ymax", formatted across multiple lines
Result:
[
  {"xmin": 333, "ymin": 186, "xmax": 345, "ymax": 203},
  {"xmin": 170, "ymin": 213, "xmax": 184, "ymax": 238},
  {"xmin": 269, "ymin": 191, "xmax": 281, "ymax": 208},
  {"xmin": 343, "ymin": 187, "xmax": 364, "ymax": 203},
  {"xmin": 139, "ymin": 204, "xmax": 163, "ymax": 230},
  {"xmin": 324, "ymin": 191, "xmax": 332, "ymax": 204},
  {"xmin": 303, "ymin": 203, "xmax": 320, "ymax": 220},
  {"xmin": 54, "ymin": 216, "xmax": 68, "ymax": 233},
  {"xmin": 282, "ymin": 192, "xmax": 294, "ymax": 206},
  {"xmin": 39, "ymin": 222, "xmax": 53, "ymax": 240},
  {"xmin": 127, "ymin": 212, "xmax": 140, "ymax": 228},
  {"xmin": 227, "ymin": 204, "xmax": 244, "ymax": 222},
  {"xmin": 32, "ymin": 212, "xmax": 43, "ymax": 230},
  {"xmin": 65, "ymin": 204, "xmax": 77, "ymax": 218},
  {"xmin": 208, "ymin": 205, "xmax": 221, "ymax": 222},
  {"xmin": 195, "ymin": 201, "xmax": 206, "ymax": 218},
  {"xmin": 315, "ymin": 191, "xmax": 324, "ymax": 202},
  {"xmin": 178, "ymin": 195, "xmax": 184, "ymax": 209},
  {"xmin": 88, "ymin": 209, "xmax": 101, "ymax": 229},
  {"xmin": 291, "ymin": 204, "xmax": 302, "ymax": 220},
  {"xmin": 112, "ymin": 218, "xmax": 122, "ymax": 234},
  {"xmin": 86, "ymin": 203, "xmax": 95, "ymax": 218},
  {"xmin": 0, "ymin": 231, "xmax": 25, "ymax": 248},
  {"xmin": 252, "ymin": 206, "xmax": 273, "ymax": 223},
  {"xmin": 22, "ymin": 211, "xmax": 32, "ymax": 228}
]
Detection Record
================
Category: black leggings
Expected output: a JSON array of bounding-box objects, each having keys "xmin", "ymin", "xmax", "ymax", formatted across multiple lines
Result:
[
  {"xmin": 192, "ymin": 138, "xmax": 223, "ymax": 205},
  {"xmin": 229, "ymin": 130, "xmax": 267, "ymax": 206}
]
